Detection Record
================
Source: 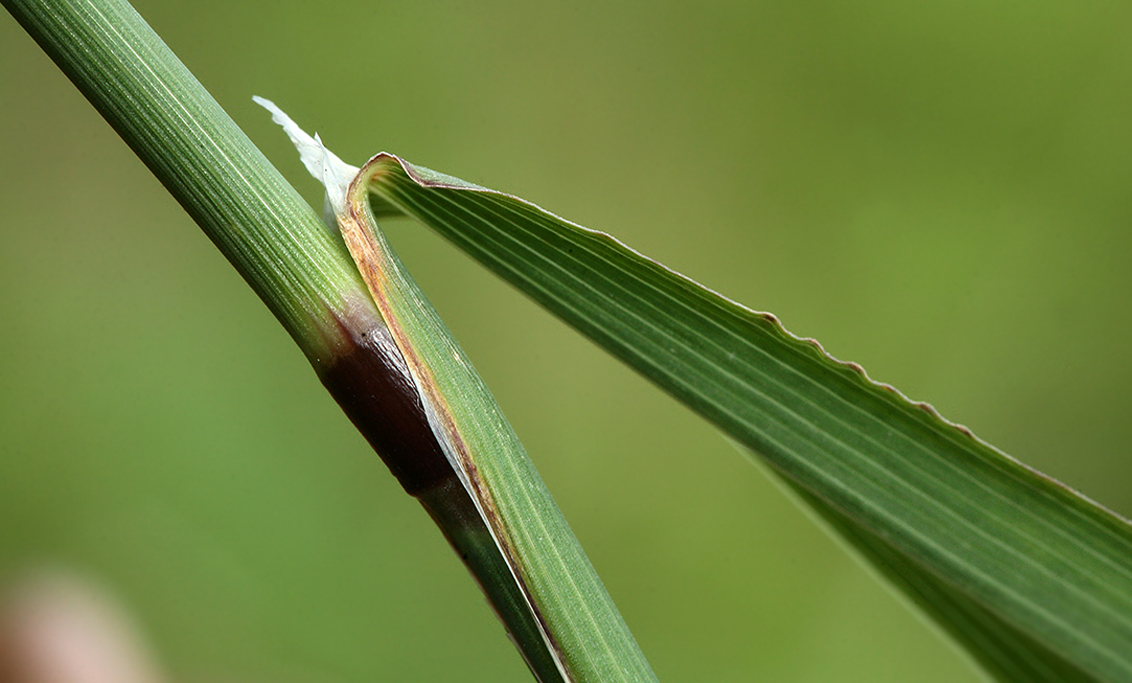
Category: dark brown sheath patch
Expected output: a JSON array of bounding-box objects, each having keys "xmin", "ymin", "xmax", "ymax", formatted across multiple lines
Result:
[{"xmin": 318, "ymin": 320, "xmax": 453, "ymax": 496}]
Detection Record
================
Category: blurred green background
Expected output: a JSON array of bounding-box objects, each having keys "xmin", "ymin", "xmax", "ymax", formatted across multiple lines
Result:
[{"xmin": 2, "ymin": 1, "xmax": 1131, "ymax": 681}]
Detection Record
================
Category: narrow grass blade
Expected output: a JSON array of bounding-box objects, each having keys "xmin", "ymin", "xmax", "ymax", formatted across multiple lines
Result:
[
  {"xmin": 356, "ymin": 153, "xmax": 1132, "ymax": 682},
  {"xmin": 257, "ymin": 101, "xmax": 658, "ymax": 683}
]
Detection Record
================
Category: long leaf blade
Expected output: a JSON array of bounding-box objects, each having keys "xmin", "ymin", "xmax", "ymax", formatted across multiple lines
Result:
[{"xmin": 361, "ymin": 154, "xmax": 1132, "ymax": 682}]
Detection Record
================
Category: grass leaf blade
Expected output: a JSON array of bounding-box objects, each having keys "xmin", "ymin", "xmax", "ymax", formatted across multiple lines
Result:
[{"xmin": 364, "ymin": 154, "xmax": 1132, "ymax": 682}]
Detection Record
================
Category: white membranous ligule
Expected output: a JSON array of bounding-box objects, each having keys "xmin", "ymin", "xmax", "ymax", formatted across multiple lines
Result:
[{"xmin": 253, "ymin": 97, "xmax": 358, "ymax": 221}]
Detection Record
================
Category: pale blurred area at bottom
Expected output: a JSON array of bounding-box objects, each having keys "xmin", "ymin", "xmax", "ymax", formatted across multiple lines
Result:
[{"xmin": 0, "ymin": 572, "xmax": 166, "ymax": 683}]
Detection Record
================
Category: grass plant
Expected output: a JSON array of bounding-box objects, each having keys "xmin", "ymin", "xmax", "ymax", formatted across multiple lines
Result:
[{"xmin": 3, "ymin": 0, "xmax": 1131, "ymax": 681}]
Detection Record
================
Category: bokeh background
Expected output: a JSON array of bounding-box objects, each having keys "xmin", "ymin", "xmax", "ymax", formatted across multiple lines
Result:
[{"xmin": 2, "ymin": 1, "xmax": 1131, "ymax": 681}]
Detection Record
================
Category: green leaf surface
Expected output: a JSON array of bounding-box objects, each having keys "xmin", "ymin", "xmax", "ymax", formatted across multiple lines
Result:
[{"xmin": 361, "ymin": 154, "xmax": 1132, "ymax": 682}]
